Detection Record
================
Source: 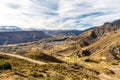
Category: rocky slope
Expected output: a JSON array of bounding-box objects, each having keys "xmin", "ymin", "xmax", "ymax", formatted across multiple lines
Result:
[
  {"xmin": 68, "ymin": 19, "xmax": 120, "ymax": 47},
  {"xmin": 71, "ymin": 19, "xmax": 120, "ymax": 61},
  {"xmin": 83, "ymin": 29, "xmax": 120, "ymax": 61}
]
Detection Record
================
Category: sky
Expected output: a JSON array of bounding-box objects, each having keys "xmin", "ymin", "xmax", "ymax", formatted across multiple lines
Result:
[{"xmin": 0, "ymin": 0, "xmax": 120, "ymax": 30}]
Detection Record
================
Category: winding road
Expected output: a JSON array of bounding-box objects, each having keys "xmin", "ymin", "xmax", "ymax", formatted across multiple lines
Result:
[{"xmin": 0, "ymin": 53, "xmax": 46, "ymax": 64}]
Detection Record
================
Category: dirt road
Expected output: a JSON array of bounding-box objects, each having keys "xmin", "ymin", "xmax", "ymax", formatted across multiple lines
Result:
[{"xmin": 0, "ymin": 53, "xmax": 46, "ymax": 64}]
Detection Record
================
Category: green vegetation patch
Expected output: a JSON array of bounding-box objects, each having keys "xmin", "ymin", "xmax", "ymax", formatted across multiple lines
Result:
[{"xmin": 0, "ymin": 61, "xmax": 12, "ymax": 70}]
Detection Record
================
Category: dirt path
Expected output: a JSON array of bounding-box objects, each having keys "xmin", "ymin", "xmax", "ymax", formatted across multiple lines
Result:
[
  {"xmin": 98, "ymin": 73, "xmax": 114, "ymax": 80},
  {"xmin": 0, "ymin": 53, "xmax": 46, "ymax": 64}
]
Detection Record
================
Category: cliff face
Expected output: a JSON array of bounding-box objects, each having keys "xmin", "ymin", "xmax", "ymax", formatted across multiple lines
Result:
[{"xmin": 0, "ymin": 31, "xmax": 51, "ymax": 45}]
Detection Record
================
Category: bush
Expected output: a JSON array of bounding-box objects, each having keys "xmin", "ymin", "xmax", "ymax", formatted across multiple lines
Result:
[{"xmin": 0, "ymin": 61, "xmax": 12, "ymax": 70}]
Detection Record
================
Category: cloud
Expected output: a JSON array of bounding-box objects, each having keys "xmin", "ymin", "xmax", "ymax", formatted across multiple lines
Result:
[
  {"xmin": 0, "ymin": 0, "xmax": 120, "ymax": 30},
  {"xmin": 6, "ymin": 3, "xmax": 21, "ymax": 9}
]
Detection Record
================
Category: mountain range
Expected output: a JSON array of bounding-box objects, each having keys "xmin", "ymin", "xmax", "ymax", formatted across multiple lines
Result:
[
  {"xmin": 0, "ymin": 26, "xmax": 83, "ymax": 45},
  {"xmin": 0, "ymin": 19, "xmax": 120, "ymax": 80}
]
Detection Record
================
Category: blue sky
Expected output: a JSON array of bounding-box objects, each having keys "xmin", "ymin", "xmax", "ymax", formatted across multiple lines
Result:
[{"xmin": 0, "ymin": 0, "xmax": 120, "ymax": 30}]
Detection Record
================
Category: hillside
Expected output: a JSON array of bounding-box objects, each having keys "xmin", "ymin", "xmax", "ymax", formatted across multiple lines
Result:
[
  {"xmin": 63, "ymin": 19, "xmax": 120, "ymax": 61},
  {"xmin": 68, "ymin": 19, "xmax": 120, "ymax": 47},
  {"xmin": 77, "ymin": 19, "xmax": 120, "ymax": 61},
  {"xmin": 82, "ymin": 29, "xmax": 120, "ymax": 61}
]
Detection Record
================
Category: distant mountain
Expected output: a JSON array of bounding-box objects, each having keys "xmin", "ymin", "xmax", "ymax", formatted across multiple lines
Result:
[
  {"xmin": 0, "ymin": 26, "xmax": 21, "ymax": 31},
  {"xmin": 0, "ymin": 25, "xmax": 84, "ymax": 45},
  {"xmin": 43, "ymin": 30, "xmax": 83, "ymax": 36},
  {"xmin": 0, "ymin": 26, "xmax": 83, "ymax": 36},
  {"xmin": 0, "ymin": 31, "xmax": 51, "ymax": 45}
]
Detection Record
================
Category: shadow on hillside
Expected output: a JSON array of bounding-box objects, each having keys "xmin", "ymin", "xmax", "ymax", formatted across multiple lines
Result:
[{"xmin": 28, "ymin": 52, "xmax": 64, "ymax": 63}]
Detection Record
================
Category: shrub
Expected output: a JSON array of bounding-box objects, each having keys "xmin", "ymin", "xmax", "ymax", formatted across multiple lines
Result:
[{"xmin": 0, "ymin": 61, "xmax": 12, "ymax": 70}]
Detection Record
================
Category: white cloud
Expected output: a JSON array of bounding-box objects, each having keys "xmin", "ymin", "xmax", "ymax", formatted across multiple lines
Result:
[{"xmin": 0, "ymin": 0, "xmax": 120, "ymax": 30}]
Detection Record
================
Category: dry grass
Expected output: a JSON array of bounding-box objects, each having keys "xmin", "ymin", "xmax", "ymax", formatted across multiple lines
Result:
[{"xmin": 0, "ymin": 54, "xmax": 100, "ymax": 80}]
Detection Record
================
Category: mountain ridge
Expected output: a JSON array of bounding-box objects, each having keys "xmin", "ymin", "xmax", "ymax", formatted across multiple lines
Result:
[{"xmin": 0, "ymin": 31, "xmax": 51, "ymax": 45}]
